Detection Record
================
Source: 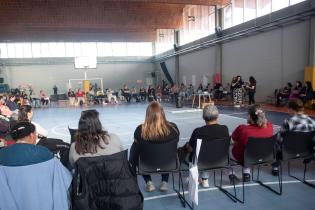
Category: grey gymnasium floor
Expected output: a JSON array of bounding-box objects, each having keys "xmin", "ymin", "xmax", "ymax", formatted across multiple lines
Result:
[{"xmin": 33, "ymin": 103, "xmax": 315, "ymax": 210}]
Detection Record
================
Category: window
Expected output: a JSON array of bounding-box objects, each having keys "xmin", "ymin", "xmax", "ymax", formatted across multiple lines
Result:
[
  {"xmin": 65, "ymin": 42, "xmax": 74, "ymax": 57},
  {"xmin": 257, "ymin": 0, "xmax": 271, "ymax": 17},
  {"xmin": 81, "ymin": 42, "xmax": 97, "ymax": 56},
  {"xmin": 31, "ymin": 43, "xmax": 41, "ymax": 58},
  {"xmin": 73, "ymin": 43, "xmax": 82, "ymax": 57},
  {"xmin": 140, "ymin": 42, "xmax": 152, "ymax": 56},
  {"xmin": 15, "ymin": 43, "xmax": 24, "ymax": 58},
  {"xmin": 96, "ymin": 42, "xmax": 106, "ymax": 57},
  {"xmin": 104, "ymin": 43, "xmax": 113, "ymax": 56},
  {"xmin": 127, "ymin": 43, "xmax": 140, "ymax": 56},
  {"xmin": 233, "ymin": 0, "xmax": 244, "ymax": 26},
  {"xmin": 272, "ymin": 0, "xmax": 289, "ymax": 12},
  {"xmin": 290, "ymin": 0, "xmax": 306, "ymax": 5},
  {"xmin": 40, "ymin": 43, "xmax": 50, "ymax": 57},
  {"xmin": 112, "ymin": 42, "xmax": 127, "ymax": 56},
  {"xmin": 22, "ymin": 43, "xmax": 32, "ymax": 58},
  {"xmin": 244, "ymin": 0, "xmax": 256, "ymax": 22},
  {"xmin": 7, "ymin": 43, "xmax": 16, "ymax": 58},
  {"xmin": 224, "ymin": 4, "xmax": 233, "ymax": 29},
  {"xmin": 0, "ymin": 44, "xmax": 8, "ymax": 58},
  {"xmin": 49, "ymin": 42, "xmax": 65, "ymax": 57}
]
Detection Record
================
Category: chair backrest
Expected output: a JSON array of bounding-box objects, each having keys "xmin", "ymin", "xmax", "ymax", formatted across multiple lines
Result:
[
  {"xmin": 282, "ymin": 131, "xmax": 314, "ymax": 160},
  {"xmin": 197, "ymin": 138, "xmax": 230, "ymax": 171},
  {"xmin": 244, "ymin": 135, "xmax": 277, "ymax": 167},
  {"xmin": 138, "ymin": 139, "xmax": 178, "ymax": 173},
  {"xmin": 68, "ymin": 127, "xmax": 77, "ymax": 143}
]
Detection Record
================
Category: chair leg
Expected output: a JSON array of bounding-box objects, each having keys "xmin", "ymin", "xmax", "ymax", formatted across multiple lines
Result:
[
  {"xmin": 172, "ymin": 171, "xmax": 193, "ymax": 209},
  {"xmin": 288, "ymin": 160, "xmax": 315, "ymax": 188},
  {"xmin": 252, "ymin": 165, "xmax": 282, "ymax": 195},
  {"xmin": 213, "ymin": 170, "xmax": 238, "ymax": 203}
]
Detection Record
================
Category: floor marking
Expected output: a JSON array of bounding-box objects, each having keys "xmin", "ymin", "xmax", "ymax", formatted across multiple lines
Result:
[
  {"xmin": 169, "ymin": 109, "xmax": 202, "ymax": 114},
  {"xmin": 144, "ymin": 179, "xmax": 315, "ymax": 201}
]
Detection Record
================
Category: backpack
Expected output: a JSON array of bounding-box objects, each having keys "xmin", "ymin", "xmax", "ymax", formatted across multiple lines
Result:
[{"xmin": 37, "ymin": 138, "xmax": 71, "ymax": 169}]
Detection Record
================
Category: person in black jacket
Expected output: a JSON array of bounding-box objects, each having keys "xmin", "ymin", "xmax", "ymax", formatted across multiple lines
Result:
[{"xmin": 130, "ymin": 102, "xmax": 179, "ymax": 192}]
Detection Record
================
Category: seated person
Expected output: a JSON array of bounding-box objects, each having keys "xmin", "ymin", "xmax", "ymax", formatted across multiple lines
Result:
[
  {"xmin": 67, "ymin": 88, "xmax": 76, "ymax": 106},
  {"xmin": 123, "ymin": 85, "xmax": 131, "ymax": 103},
  {"xmin": 272, "ymin": 99, "xmax": 315, "ymax": 175},
  {"xmin": 76, "ymin": 88, "xmax": 85, "ymax": 105},
  {"xmin": 39, "ymin": 90, "xmax": 49, "ymax": 106},
  {"xmin": 300, "ymin": 81, "xmax": 313, "ymax": 103},
  {"xmin": 107, "ymin": 88, "xmax": 118, "ymax": 104},
  {"xmin": 230, "ymin": 104, "xmax": 273, "ymax": 182},
  {"xmin": 6, "ymin": 95, "xmax": 19, "ymax": 112},
  {"xmin": 0, "ymin": 121, "xmax": 72, "ymax": 210},
  {"xmin": 131, "ymin": 87, "xmax": 140, "ymax": 102},
  {"xmin": 185, "ymin": 104, "xmax": 229, "ymax": 187},
  {"xmin": 147, "ymin": 85, "xmax": 156, "ymax": 102},
  {"xmin": 139, "ymin": 87, "xmax": 147, "ymax": 101},
  {"xmin": 156, "ymin": 85, "xmax": 162, "ymax": 102},
  {"xmin": 289, "ymin": 81, "xmax": 303, "ymax": 100},
  {"xmin": 95, "ymin": 88, "xmax": 105, "ymax": 104},
  {"xmin": 0, "ymin": 96, "xmax": 13, "ymax": 118},
  {"xmin": 179, "ymin": 83, "xmax": 187, "ymax": 98},
  {"xmin": 129, "ymin": 102, "xmax": 179, "ymax": 192},
  {"xmin": 18, "ymin": 105, "xmax": 48, "ymax": 142},
  {"xmin": 276, "ymin": 83, "xmax": 292, "ymax": 106},
  {"xmin": 69, "ymin": 109, "xmax": 123, "ymax": 167}
]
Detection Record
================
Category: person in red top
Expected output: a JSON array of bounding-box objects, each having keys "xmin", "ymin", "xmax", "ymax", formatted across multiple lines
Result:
[
  {"xmin": 76, "ymin": 88, "xmax": 85, "ymax": 106},
  {"xmin": 230, "ymin": 104, "xmax": 273, "ymax": 182}
]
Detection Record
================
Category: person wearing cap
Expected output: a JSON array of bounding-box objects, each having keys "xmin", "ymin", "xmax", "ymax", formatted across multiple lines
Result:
[
  {"xmin": 185, "ymin": 104, "xmax": 229, "ymax": 188},
  {"xmin": 0, "ymin": 121, "xmax": 72, "ymax": 210}
]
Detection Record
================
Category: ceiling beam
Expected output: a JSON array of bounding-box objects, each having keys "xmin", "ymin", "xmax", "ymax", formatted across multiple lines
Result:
[{"xmin": 99, "ymin": 0, "xmax": 231, "ymax": 6}]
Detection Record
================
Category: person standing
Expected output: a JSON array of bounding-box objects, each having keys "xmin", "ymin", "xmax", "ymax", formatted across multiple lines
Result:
[
  {"xmin": 231, "ymin": 76, "xmax": 244, "ymax": 107},
  {"xmin": 53, "ymin": 85, "xmax": 58, "ymax": 95},
  {"xmin": 246, "ymin": 76, "xmax": 256, "ymax": 105}
]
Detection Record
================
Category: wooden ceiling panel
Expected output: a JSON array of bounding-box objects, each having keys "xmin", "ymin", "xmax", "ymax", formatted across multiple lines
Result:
[{"xmin": 0, "ymin": 0, "xmax": 230, "ymax": 42}]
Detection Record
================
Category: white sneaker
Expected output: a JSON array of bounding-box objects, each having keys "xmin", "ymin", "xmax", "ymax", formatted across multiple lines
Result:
[
  {"xmin": 201, "ymin": 179, "xmax": 209, "ymax": 188},
  {"xmin": 159, "ymin": 181, "xmax": 168, "ymax": 192},
  {"xmin": 146, "ymin": 181, "xmax": 156, "ymax": 192}
]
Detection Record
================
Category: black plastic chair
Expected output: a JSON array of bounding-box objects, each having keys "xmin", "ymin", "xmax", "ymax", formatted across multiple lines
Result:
[
  {"xmin": 282, "ymin": 131, "xmax": 315, "ymax": 188},
  {"xmin": 178, "ymin": 138, "xmax": 238, "ymax": 209},
  {"xmin": 137, "ymin": 139, "xmax": 186, "ymax": 208},
  {"xmin": 68, "ymin": 127, "xmax": 77, "ymax": 143},
  {"xmin": 197, "ymin": 138, "xmax": 239, "ymax": 204},
  {"xmin": 245, "ymin": 135, "xmax": 282, "ymax": 197}
]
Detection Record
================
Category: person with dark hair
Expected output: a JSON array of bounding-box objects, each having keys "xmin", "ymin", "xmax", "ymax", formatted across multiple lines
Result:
[
  {"xmin": 272, "ymin": 98, "xmax": 315, "ymax": 175},
  {"xmin": 69, "ymin": 109, "xmax": 123, "ymax": 167},
  {"xmin": 185, "ymin": 104, "xmax": 229, "ymax": 187},
  {"xmin": 123, "ymin": 85, "xmax": 131, "ymax": 103},
  {"xmin": 231, "ymin": 75, "xmax": 244, "ymax": 107},
  {"xmin": 18, "ymin": 105, "xmax": 48, "ymax": 141},
  {"xmin": 139, "ymin": 86, "xmax": 147, "ymax": 101},
  {"xmin": 130, "ymin": 102, "xmax": 179, "ymax": 192},
  {"xmin": 276, "ymin": 82, "xmax": 293, "ymax": 106},
  {"xmin": 246, "ymin": 76, "xmax": 256, "ymax": 105},
  {"xmin": 0, "ymin": 121, "xmax": 72, "ymax": 210},
  {"xmin": 230, "ymin": 104, "xmax": 273, "ymax": 182},
  {"xmin": 300, "ymin": 81, "xmax": 313, "ymax": 103},
  {"xmin": 289, "ymin": 81, "xmax": 303, "ymax": 100},
  {"xmin": 0, "ymin": 96, "xmax": 13, "ymax": 118},
  {"xmin": 147, "ymin": 85, "xmax": 156, "ymax": 102},
  {"xmin": 6, "ymin": 95, "xmax": 19, "ymax": 112}
]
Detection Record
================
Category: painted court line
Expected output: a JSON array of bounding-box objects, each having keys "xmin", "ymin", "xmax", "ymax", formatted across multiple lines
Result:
[
  {"xmin": 168, "ymin": 109, "xmax": 202, "ymax": 114},
  {"xmin": 144, "ymin": 179, "xmax": 315, "ymax": 201}
]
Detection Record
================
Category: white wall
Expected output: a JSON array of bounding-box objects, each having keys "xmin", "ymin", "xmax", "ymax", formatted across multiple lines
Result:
[
  {"xmin": 222, "ymin": 21, "xmax": 309, "ymax": 101},
  {"xmin": 155, "ymin": 21, "xmax": 310, "ymax": 102},
  {"xmin": 5, "ymin": 62, "xmax": 154, "ymax": 95}
]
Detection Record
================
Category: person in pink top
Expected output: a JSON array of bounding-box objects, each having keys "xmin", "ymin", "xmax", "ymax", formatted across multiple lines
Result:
[
  {"xmin": 230, "ymin": 104, "xmax": 273, "ymax": 183},
  {"xmin": 39, "ymin": 90, "xmax": 49, "ymax": 106},
  {"xmin": 0, "ymin": 96, "xmax": 13, "ymax": 117}
]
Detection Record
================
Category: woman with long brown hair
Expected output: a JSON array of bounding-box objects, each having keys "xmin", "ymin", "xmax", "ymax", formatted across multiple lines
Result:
[
  {"xmin": 130, "ymin": 102, "xmax": 179, "ymax": 192},
  {"xmin": 68, "ymin": 109, "xmax": 123, "ymax": 167}
]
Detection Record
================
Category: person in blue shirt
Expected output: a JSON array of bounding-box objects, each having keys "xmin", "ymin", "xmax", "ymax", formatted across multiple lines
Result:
[{"xmin": 0, "ymin": 121, "xmax": 72, "ymax": 210}]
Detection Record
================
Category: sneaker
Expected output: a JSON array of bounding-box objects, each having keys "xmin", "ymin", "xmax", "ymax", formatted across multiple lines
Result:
[
  {"xmin": 159, "ymin": 181, "xmax": 168, "ymax": 192},
  {"xmin": 243, "ymin": 173, "xmax": 251, "ymax": 182},
  {"xmin": 272, "ymin": 167, "xmax": 279, "ymax": 176},
  {"xmin": 201, "ymin": 179, "xmax": 209, "ymax": 188},
  {"xmin": 229, "ymin": 174, "xmax": 240, "ymax": 185},
  {"xmin": 146, "ymin": 181, "xmax": 156, "ymax": 192}
]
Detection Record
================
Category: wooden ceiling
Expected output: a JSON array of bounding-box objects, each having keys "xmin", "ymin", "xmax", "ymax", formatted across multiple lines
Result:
[{"xmin": 0, "ymin": 0, "xmax": 230, "ymax": 42}]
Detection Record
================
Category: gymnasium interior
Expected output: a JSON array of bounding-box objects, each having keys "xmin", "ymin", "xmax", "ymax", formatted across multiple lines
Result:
[{"xmin": 0, "ymin": 0, "xmax": 315, "ymax": 210}]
